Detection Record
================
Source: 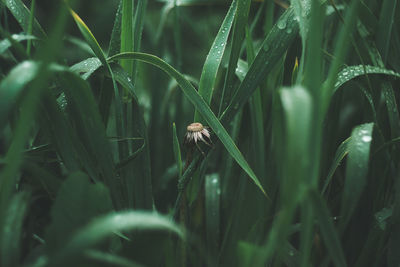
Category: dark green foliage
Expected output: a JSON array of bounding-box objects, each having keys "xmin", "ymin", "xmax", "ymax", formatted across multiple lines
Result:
[{"xmin": 0, "ymin": 0, "xmax": 400, "ymax": 266}]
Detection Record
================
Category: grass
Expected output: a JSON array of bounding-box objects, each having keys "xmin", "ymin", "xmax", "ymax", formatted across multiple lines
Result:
[{"xmin": 0, "ymin": 0, "xmax": 400, "ymax": 266}]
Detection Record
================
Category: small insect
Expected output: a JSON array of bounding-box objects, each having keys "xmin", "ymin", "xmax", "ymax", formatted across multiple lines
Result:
[{"xmin": 184, "ymin": 122, "xmax": 212, "ymax": 155}]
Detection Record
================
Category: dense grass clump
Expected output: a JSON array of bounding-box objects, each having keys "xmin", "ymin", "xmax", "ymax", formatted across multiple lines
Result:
[{"xmin": 1, "ymin": 0, "xmax": 400, "ymax": 266}]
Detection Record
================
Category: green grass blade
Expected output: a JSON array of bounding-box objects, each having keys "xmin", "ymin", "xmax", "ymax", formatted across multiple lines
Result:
[
  {"xmin": 205, "ymin": 173, "xmax": 221, "ymax": 265},
  {"xmin": 340, "ymin": 123, "xmax": 374, "ymax": 229},
  {"xmin": 334, "ymin": 65, "xmax": 400, "ymax": 91},
  {"xmin": 218, "ymin": 0, "xmax": 250, "ymax": 115},
  {"xmin": 383, "ymin": 82, "xmax": 400, "ymax": 138},
  {"xmin": 58, "ymin": 71, "xmax": 124, "ymax": 209},
  {"xmin": 220, "ymin": 7, "xmax": 299, "ymax": 125},
  {"xmin": 310, "ymin": 189, "xmax": 347, "ymax": 267},
  {"xmin": 110, "ymin": 63, "xmax": 154, "ymax": 209},
  {"xmin": 108, "ymin": 52, "xmax": 267, "ymax": 196},
  {"xmin": 120, "ymin": 0, "xmax": 134, "ymax": 75},
  {"xmin": 0, "ymin": 192, "xmax": 30, "ymax": 267},
  {"xmin": 172, "ymin": 123, "xmax": 183, "ymax": 178},
  {"xmin": 26, "ymin": 0, "xmax": 35, "ymax": 55},
  {"xmin": 49, "ymin": 211, "xmax": 184, "ymax": 265},
  {"xmin": 194, "ymin": 0, "xmax": 237, "ymax": 121},
  {"xmin": 45, "ymin": 172, "xmax": 113, "ymax": 255},
  {"xmin": 245, "ymin": 25, "xmax": 265, "ymax": 178},
  {"xmin": 0, "ymin": 33, "xmax": 36, "ymax": 55},
  {"xmin": 69, "ymin": 6, "xmax": 128, "ymax": 185},
  {"xmin": 376, "ymin": 0, "xmax": 398, "ymax": 64},
  {"xmin": 3, "ymin": 0, "xmax": 46, "ymax": 38},
  {"xmin": 70, "ymin": 57, "xmax": 102, "ymax": 79},
  {"xmin": 108, "ymin": 0, "xmax": 122, "ymax": 57},
  {"xmin": 322, "ymin": 137, "xmax": 351, "ymax": 194},
  {"xmin": 322, "ymin": 0, "xmax": 362, "ymax": 109},
  {"xmin": 0, "ymin": 61, "xmax": 40, "ymax": 129}
]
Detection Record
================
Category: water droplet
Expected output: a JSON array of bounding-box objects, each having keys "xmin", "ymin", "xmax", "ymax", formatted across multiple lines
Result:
[
  {"xmin": 277, "ymin": 20, "xmax": 286, "ymax": 30},
  {"xmin": 212, "ymin": 178, "xmax": 218, "ymax": 184},
  {"xmin": 289, "ymin": 250, "xmax": 294, "ymax": 256},
  {"xmin": 362, "ymin": 135, "xmax": 372, "ymax": 142},
  {"xmin": 286, "ymin": 28, "xmax": 292, "ymax": 34},
  {"xmin": 263, "ymin": 43, "xmax": 270, "ymax": 51}
]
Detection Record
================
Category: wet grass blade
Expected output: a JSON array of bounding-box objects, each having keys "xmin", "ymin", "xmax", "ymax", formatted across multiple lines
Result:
[
  {"xmin": 108, "ymin": 0, "xmax": 122, "ymax": 57},
  {"xmin": 340, "ymin": 123, "xmax": 374, "ymax": 229},
  {"xmin": 334, "ymin": 65, "xmax": 400, "ymax": 91},
  {"xmin": 218, "ymin": 0, "xmax": 250, "ymax": 115},
  {"xmin": 194, "ymin": 0, "xmax": 237, "ymax": 121},
  {"xmin": 108, "ymin": 52, "xmax": 267, "ymax": 196},
  {"xmin": 220, "ymin": 7, "xmax": 299, "ymax": 125},
  {"xmin": 49, "ymin": 211, "xmax": 184, "ymax": 265},
  {"xmin": 3, "ymin": 0, "xmax": 46, "ymax": 38}
]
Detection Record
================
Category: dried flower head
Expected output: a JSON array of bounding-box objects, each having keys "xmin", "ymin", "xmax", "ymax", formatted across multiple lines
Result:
[{"xmin": 184, "ymin": 122, "xmax": 212, "ymax": 147}]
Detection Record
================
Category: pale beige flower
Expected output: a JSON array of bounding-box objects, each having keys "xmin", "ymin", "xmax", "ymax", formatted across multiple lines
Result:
[{"xmin": 184, "ymin": 122, "xmax": 212, "ymax": 147}]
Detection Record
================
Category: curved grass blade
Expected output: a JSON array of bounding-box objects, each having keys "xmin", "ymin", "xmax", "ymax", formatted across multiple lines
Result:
[
  {"xmin": 70, "ymin": 57, "xmax": 102, "ymax": 79},
  {"xmin": 194, "ymin": 0, "xmax": 237, "ymax": 122},
  {"xmin": 340, "ymin": 123, "xmax": 374, "ymax": 229},
  {"xmin": 0, "ymin": 192, "xmax": 30, "ymax": 267},
  {"xmin": 108, "ymin": 52, "xmax": 267, "ymax": 197},
  {"xmin": 0, "ymin": 33, "xmax": 36, "ymax": 54},
  {"xmin": 0, "ymin": 61, "xmax": 40, "ymax": 128},
  {"xmin": 3, "ymin": 0, "xmax": 46, "ymax": 38},
  {"xmin": 322, "ymin": 137, "xmax": 351, "ymax": 194},
  {"xmin": 84, "ymin": 250, "xmax": 144, "ymax": 267},
  {"xmin": 172, "ymin": 123, "xmax": 183, "ymax": 178},
  {"xmin": 334, "ymin": 65, "xmax": 400, "ymax": 90},
  {"xmin": 49, "ymin": 211, "xmax": 184, "ymax": 265},
  {"xmin": 220, "ymin": 7, "xmax": 299, "ymax": 125},
  {"xmin": 310, "ymin": 189, "xmax": 347, "ymax": 267}
]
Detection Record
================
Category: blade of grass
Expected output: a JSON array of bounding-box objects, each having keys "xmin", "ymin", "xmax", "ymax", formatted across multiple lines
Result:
[
  {"xmin": 26, "ymin": 0, "xmax": 35, "ymax": 55},
  {"xmin": 309, "ymin": 189, "xmax": 347, "ymax": 267},
  {"xmin": 322, "ymin": 0, "xmax": 362, "ymax": 110},
  {"xmin": 205, "ymin": 173, "xmax": 221, "ymax": 266},
  {"xmin": 108, "ymin": 0, "xmax": 122, "ymax": 57},
  {"xmin": 219, "ymin": 6, "xmax": 299, "ymax": 125},
  {"xmin": 108, "ymin": 52, "xmax": 267, "ymax": 197},
  {"xmin": 172, "ymin": 123, "xmax": 183, "ymax": 178},
  {"xmin": 0, "ymin": 192, "xmax": 30, "ymax": 267},
  {"xmin": 3, "ymin": 0, "xmax": 46, "ymax": 38},
  {"xmin": 321, "ymin": 137, "xmax": 351, "ymax": 194},
  {"xmin": 45, "ymin": 172, "xmax": 113, "ymax": 255},
  {"xmin": 194, "ymin": 0, "xmax": 237, "ymax": 122},
  {"xmin": 49, "ymin": 211, "xmax": 184, "ymax": 266},
  {"xmin": 334, "ymin": 65, "xmax": 400, "ymax": 91},
  {"xmin": 340, "ymin": 123, "xmax": 374, "ymax": 230},
  {"xmin": 218, "ymin": 0, "xmax": 251, "ymax": 116},
  {"xmin": 376, "ymin": 0, "xmax": 398, "ymax": 64}
]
